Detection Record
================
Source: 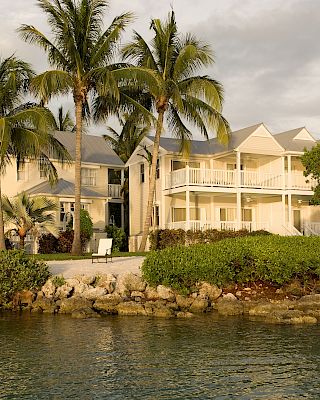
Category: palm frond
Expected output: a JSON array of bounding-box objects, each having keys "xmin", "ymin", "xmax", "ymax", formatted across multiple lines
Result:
[{"xmin": 30, "ymin": 70, "xmax": 72, "ymax": 103}]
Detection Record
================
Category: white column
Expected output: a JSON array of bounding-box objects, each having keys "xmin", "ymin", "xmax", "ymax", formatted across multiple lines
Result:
[
  {"xmin": 282, "ymin": 194, "xmax": 286, "ymax": 227},
  {"xmin": 210, "ymin": 196, "xmax": 215, "ymax": 228},
  {"xmin": 281, "ymin": 156, "xmax": 286, "ymax": 189},
  {"xmin": 186, "ymin": 190, "xmax": 190, "ymax": 230},
  {"xmin": 160, "ymin": 158, "xmax": 166, "ymax": 229},
  {"xmin": 120, "ymin": 169, "xmax": 125, "ymax": 186},
  {"xmin": 236, "ymin": 191, "xmax": 241, "ymax": 230},
  {"xmin": 236, "ymin": 151, "xmax": 241, "ymax": 187},
  {"xmin": 288, "ymin": 193, "xmax": 292, "ymax": 227},
  {"xmin": 288, "ymin": 155, "xmax": 292, "ymax": 189}
]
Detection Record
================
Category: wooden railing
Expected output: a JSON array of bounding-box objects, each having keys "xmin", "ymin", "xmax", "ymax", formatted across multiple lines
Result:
[
  {"xmin": 166, "ymin": 221, "xmax": 270, "ymax": 232},
  {"xmin": 164, "ymin": 168, "xmax": 314, "ymax": 191},
  {"xmin": 108, "ymin": 184, "xmax": 122, "ymax": 198}
]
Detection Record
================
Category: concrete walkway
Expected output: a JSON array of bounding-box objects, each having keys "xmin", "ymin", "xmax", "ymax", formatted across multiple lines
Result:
[{"xmin": 48, "ymin": 256, "xmax": 145, "ymax": 278}]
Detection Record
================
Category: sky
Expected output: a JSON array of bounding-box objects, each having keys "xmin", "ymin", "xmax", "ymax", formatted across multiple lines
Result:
[{"xmin": 1, "ymin": 0, "xmax": 320, "ymax": 138}]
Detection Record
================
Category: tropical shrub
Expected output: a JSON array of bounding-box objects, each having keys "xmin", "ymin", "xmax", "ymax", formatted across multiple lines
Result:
[
  {"xmin": 149, "ymin": 228, "xmax": 272, "ymax": 250},
  {"xmin": 0, "ymin": 250, "xmax": 50, "ymax": 306},
  {"xmin": 38, "ymin": 233, "xmax": 59, "ymax": 254},
  {"xmin": 105, "ymin": 225, "xmax": 126, "ymax": 252},
  {"xmin": 38, "ymin": 231, "xmax": 87, "ymax": 254},
  {"xmin": 142, "ymin": 236, "xmax": 320, "ymax": 291}
]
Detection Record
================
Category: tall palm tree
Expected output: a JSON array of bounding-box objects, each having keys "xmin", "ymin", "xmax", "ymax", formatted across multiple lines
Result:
[
  {"xmin": 0, "ymin": 55, "xmax": 69, "ymax": 250},
  {"xmin": 54, "ymin": 106, "xmax": 75, "ymax": 132},
  {"xmin": 122, "ymin": 11, "xmax": 231, "ymax": 251},
  {"xmin": 2, "ymin": 193, "xmax": 57, "ymax": 250},
  {"xmin": 18, "ymin": 0, "xmax": 133, "ymax": 255}
]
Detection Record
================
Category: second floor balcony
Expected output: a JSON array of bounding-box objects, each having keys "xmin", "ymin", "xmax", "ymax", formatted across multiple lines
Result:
[
  {"xmin": 108, "ymin": 184, "xmax": 122, "ymax": 198},
  {"xmin": 164, "ymin": 167, "xmax": 314, "ymax": 191}
]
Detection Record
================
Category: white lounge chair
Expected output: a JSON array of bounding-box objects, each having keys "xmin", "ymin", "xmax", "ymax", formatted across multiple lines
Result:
[{"xmin": 91, "ymin": 238, "xmax": 113, "ymax": 263}]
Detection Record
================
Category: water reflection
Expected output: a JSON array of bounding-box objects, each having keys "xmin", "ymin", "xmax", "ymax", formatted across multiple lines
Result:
[{"xmin": 0, "ymin": 313, "xmax": 319, "ymax": 399}]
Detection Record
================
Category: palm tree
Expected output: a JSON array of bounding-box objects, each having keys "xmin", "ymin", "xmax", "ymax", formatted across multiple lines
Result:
[
  {"xmin": 18, "ymin": 0, "xmax": 133, "ymax": 255},
  {"xmin": 2, "ymin": 193, "xmax": 57, "ymax": 250},
  {"xmin": 0, "ymin": 55, "xmax": 70, "ymax": 250},
  {"xmin": 122, "ymin": 11, "xmax": 231, "ymax": 251},
  {"xmin": 104, "ymin": 112, "xmax": 150, "ymax": 163},
  {"xmin": 54, "ymin": 106, "xmax": 75, "ymax": 132}
]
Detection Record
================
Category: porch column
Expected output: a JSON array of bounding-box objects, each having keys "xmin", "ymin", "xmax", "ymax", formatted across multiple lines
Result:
[
  {"xmin": 287, "ymin": 155, "xmax": 292, "ymax": 189},
  {"xmin": 236, "ymin": 191, "xmax": 241, "ymax": 230},
  {"xmin": 282, "ymin": 194, "xmax": 286, "ymax": 226},
  {"xmin": 120, "ymin": 169, "xmax": 125, "ymax": 187},
  {"xmin": 236, "ymin": 151, "xmax": 241, "ymax": 187},
  {"xmin": 160, "ymin": 157, "xmax": 166, "ymax": 229},
  {"xmin": 186, "ymin": 190, "xmax": 190, "ymax": 230},
  {"xmin": 288, "ymin": 193, "xmax": 293, "ymax": 227},
  {"xmin": 281, "ymin": 156, "xmax": 286, "ymax": 189}
]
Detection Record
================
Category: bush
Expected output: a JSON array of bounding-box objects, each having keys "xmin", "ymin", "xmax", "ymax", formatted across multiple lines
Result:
[
  {"xmin": 149, "ymin": 228, "xmax": 272, "ymax": 250},
  {"xmin": 38, "ymin": 231, "xmax": 88, "ymax": 254},
  {"xmin": 142, "ymin": 236, "xmax": 320, "ymax": 291},
  {"xmin": 0, "ymin": 250, "xmax": 50, "ymax": 306},
  {"xmin": 38, "ymin": 233, "xmax": 59, "ymax": 254},
  {"xmin": 105, "ymin": 225, "xmax": 126, "ymax": 252}
]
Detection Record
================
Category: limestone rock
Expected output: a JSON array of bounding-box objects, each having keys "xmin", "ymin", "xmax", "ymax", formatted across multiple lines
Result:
[
  {"xmin": 144, "ymin": 301, "xmax": 174, "ymax": 317},
  {"xmin": 73, "ymin": 282, "xmax": 90, "ymax": 296},
  {"xmin": 76, "ymin": 275, "xmax": 96, "ymax": 286},
  {"xmin": 82, "ymin": 287, "xmax": 107, "ymax": 301},
  {"xmin": 117, "ymin": 301, "xmax": 146, "ymax": 316},
  {"xmin": 94, "ymin": 294, "xmax": 122, "ymax": 314},
  {"xmin": 222, "ymin": 293, "xmax": 237, "ymax": 301},
  {"xmin": 55, "ymin": 284, "xmax": 73, "ymax": 300},
  {"xmin": 115, "ymin": 273, "xmax": 146, "ymax": 296},
  {"xmin": 41, "ymin": 280, "xmax": 56, "ymax": 299},
  {"xmin": 71, "ymin": 307, "xmax": 100, "ymax": 319},
  {"xmin": 216, "ymin": 298, "xmax": 244, "ymax": 316},
  {"xmin": 12, "ymin": 290, "xmax": 35, "ymax": 308},
  {"xmin": 199, "ymin": 283, "xmax": 222, "ymax": 301},
  {"xmin": 175, "ymin": 295, "xmax": 193, "ymax": 310},
  {"xmin": 189, "ymin": 298, "xmax": 209, "ymax": 313},
  {"xmin": 32, "ymin": 297, "xmax": 57, "ymax": 313},
  {"xmin": 65, "ymin": 278, "xmax": 80, "ymax": 288},
  {"xmin": 265, "ymin": 310, "xmax": 317, "ymax": 324},
  {"xmin": 247, "ymin": 301, "xmax": 289, "ymax": 316},
  {"xmin": 176, "ymin": 311, "xmax": 194, "ymax": 318},
  {"xmin": 96, "ymin": 274, "xmax": 117, "ymax": 294},
  {"xmin": 144, "ymin": 287, "xmax": 160, "ymax": 301},
  {"xmin": 59, "ymin": 296, "xmax": 93, "ymax": 314},
  {"xmin": 157, "ymin": 285, "xmax": 175, "ymax": 301}
]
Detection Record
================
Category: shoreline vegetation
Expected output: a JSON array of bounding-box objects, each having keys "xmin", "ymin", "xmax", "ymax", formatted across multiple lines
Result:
[{"xmin": 1, "ymin": 235, "xmax": 320, "ymax": 324}]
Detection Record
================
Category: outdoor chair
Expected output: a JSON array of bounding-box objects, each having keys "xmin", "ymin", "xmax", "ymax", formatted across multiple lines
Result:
[{"xmin": 91, "ymin": 238, "xmax": 113, "ymax": 263}]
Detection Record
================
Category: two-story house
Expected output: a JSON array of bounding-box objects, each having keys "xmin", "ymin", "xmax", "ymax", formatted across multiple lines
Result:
[
  {"xmin": 1, "ymin": 131, "xmax": 125, "ymax": 236},
  {"xmin": 127, "ymin": 123, "xmax": 320, "ymax": 251}
]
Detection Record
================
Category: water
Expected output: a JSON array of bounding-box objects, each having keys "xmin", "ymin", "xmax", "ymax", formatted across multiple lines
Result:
[{"xmin": 0, "ymin": 313, "xmax": 319, "ymax": 399}]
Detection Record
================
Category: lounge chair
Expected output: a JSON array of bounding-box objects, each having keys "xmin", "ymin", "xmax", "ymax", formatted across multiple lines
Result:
[{"xmin": 91, "ymin": 238, "xmax": 113, "ymax": 263}]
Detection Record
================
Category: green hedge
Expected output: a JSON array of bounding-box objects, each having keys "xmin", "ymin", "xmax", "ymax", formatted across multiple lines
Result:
[
  {"xmin": 149, "ymin": 228, "xmax": 272, "ymax": 250},
  {"xmin": 0, "ymin": 250, "xmax": 50, "ymax": 306},
  {"xmin": 142, "ymin": 236, "xmax": 320, "ymax": 291}
]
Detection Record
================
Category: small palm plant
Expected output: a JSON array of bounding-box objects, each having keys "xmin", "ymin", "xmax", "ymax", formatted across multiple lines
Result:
[{"xmin": 2, "ymin": 193, "xmax": 58, "ymax": 250}]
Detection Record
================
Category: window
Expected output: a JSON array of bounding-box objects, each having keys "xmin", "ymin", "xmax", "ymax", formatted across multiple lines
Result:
[
  {"xmin": 17, "ymin": 164, "xmax": 25, "ymax": 181},
  {"xmin": 140, "ymin": 163, "xmax": 145, "ymax": 183},
  {"xmin": 219, "ymin": 208, "xmax": 252, "ymax": 222},
  {"xmin": 242, "ymin": 208, "xmax": 252, "ymax": 222},
  {"xmin": 172, "ymin": 207, "xmax": 200, "ymax": 222},
  {"xmin": 39, "ymin": 156, "xmax": 46, "ymax": 178},
  {"xmin": 60, "ymin": 202, "xmax": 88, "ymax": 223},
  {"xmin": 108, "ymin": 169, "xmax": 121, "ymax": 184},
  {"xmin": 171, "ymin": 160, "xmax": 200, "ymax": 171},
  {"xmin": 227, "ymin": 163, "xmax": 243, "ymax": 170},
  {"xmin": 108, "ymin": 202, "xmax": 122, "ymax": 227},
  {"xmin": 152, "ymin": 205, "xmax": 160, "ymax": 227},
  {"xmin": 156, "ymin": 159, "xmax": 160, "ymax": 179},
  {"xmin": 81, "ymin": 168, "xmax": 96, "ymax": 186}
]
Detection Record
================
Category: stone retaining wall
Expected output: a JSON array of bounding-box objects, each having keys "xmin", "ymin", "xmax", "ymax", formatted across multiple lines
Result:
[{"xmin": 10, "ymin": 273, "xmax": 320, "ymax": 324}]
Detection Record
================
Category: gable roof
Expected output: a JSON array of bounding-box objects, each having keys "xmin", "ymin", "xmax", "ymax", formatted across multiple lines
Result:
[
  {"xmin": 54, "ymin": 131, "xmax": 124, "ymax": 166},
  {"xmin": 273, "ymin": 128, "xmax": 316, "ymax": 152},
  {"xmin": 26, "ymin": 179, "xmax": 109, "ymax": 199}
]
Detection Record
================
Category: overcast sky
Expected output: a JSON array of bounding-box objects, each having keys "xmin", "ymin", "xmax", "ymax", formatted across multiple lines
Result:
[{"xmin": 1, "ymin": 0, "xmax": 320, "ymax": 138}]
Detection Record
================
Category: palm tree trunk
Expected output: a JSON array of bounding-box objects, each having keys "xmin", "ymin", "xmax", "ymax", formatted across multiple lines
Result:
[
  {"xmin": 71, "ymin": 97, "xmax": 83, "ymax": 255},
  {"xmin": 139, "ymin": 110, "xmax": 164, "ymax": 251},
  {"xmin": 0, "ymin": 177, "xmax": 6, "ymax": 250},
  {"xmin": 19, "ymin": 235, "xmax": 25, "ymax": 250}
]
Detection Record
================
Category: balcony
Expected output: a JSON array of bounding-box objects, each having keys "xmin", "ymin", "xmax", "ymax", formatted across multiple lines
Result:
[
  {"xmin": 166, "ymin": 221, "xmax": 270, "ymax": 232},
  {"xmin": 108, "ymin": 184, "xmax": 122, "ymax": 198},
  {"xmin": 164, "ymin": 168, "xmax": 314, "ymax": 191}
]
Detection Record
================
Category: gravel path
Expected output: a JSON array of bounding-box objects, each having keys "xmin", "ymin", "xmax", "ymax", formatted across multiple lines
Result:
[{"xmin": 48, "ymin": 256, "xmax": 145, "ymax": 278}]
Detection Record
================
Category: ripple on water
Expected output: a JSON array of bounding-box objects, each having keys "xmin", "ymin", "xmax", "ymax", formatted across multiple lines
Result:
[{"xmin": 0, "ymin": 313, "xmax": 319, "ymax": 399}]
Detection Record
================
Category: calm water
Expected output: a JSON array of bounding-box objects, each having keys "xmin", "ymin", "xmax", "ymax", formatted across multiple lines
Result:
[{"xmin": 0, "ymin": 313, "xmax": 319, "ymax": 399}]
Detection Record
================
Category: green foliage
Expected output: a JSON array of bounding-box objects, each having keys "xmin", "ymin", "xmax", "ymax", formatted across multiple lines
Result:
[
  {"xmin": 51, "ymin": 275, "xmax": 66, "ymax": 287},
  {"xmin": 105, "ymin": 225, "xmax": 126, "ymax": 252},
  {"xmin": 80, "ymin": 209, "xmax": 93, "ymax": 240},
  {"xmin": 38, "ymin": 231, "xmax": 87, "ymax": 254},
  {"xmin": 142, "ymin": 236, "xmax": 320, "ymax": 291},
  {"xmin": 0, "ymin": 250, "xmax": 50, "ymax": 305},
  {"xmin": 301, "ymin": 144, "xmax": 320, "ymax": 204},
  {"xmin": 149, "ymin": 228, "xmax": 272, "ymax": 250}
]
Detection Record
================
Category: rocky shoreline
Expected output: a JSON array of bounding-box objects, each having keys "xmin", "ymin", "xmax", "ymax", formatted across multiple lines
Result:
[{"xmin": 6, "ymin": 273, "xmax": 320, "ymax": 324}]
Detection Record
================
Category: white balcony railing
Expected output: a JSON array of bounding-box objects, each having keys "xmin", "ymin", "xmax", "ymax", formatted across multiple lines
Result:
[
  {"xmin": 166, "ymin": 221, "xmax": 270, "ymax": 232},
  {"xmin": 164, "ymin": 167, "xmax": 314, "ymax": 191},
  {"xmin": 108, "ymin": 184, "xmax": 122, "ymax": 198}
]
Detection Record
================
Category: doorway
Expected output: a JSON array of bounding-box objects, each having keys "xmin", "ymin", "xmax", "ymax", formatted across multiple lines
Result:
[{"xmin": 293, "ymin": 209, "xmax": 301, "ymax": 232}]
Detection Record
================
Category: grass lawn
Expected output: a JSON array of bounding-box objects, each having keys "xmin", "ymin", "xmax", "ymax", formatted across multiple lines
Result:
[{"xmin": 30, "ymin": 251, "xmax": 147, "ymax": 261}]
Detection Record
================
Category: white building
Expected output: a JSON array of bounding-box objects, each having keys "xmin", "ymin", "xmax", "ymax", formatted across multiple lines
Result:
[{"xmin": 127, "ymin": 123, "xmax": 320, "ymax": 251}]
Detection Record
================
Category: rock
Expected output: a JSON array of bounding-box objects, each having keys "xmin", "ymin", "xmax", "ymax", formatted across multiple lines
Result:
[
  {"xmin": 131, "ymin": 291, "xmax": 145, "ymax": 299},
  {"xmin": 55, "ymin": 284, "xmax": 73, "ymax": 300},
  {"xmin": 265, "ymin": 310, "xmax": 317, "ymax": 324},
  {"xmin": 65, "ymin": 278, "xmax": 80, "ymax": 288},
  {"xmin": 176, "ymin": 295, "xmax": 193, "ymax": 310},
  {"xmin": 216, "ymin": 298, "xmax": 244, "ymax": 316},
  {"xmin": 117, "ymin": 301, "xmax": 146, "ymax": 316},
  {"xmin": 243, "ymin": 287, "xmax": 252, "ymax": 292},
  {"xmin": 275, "ymin": 288, "xmax": 284, "ymax": 294},
  {"xmin": 95, "ymin": 274, "xmax": 117, "ymax": 294},
  {"xmin": 144, "ymin": 301, "xmax": 174, "ymax": 317},
  {"xmin": 199, "ymin": 282, "xmax": 222, "ymax": 301},
  {"xmin": 144, "ymin": 287, "xmax": 160, "ymax": 301},
  {"xmin": 32, "ymin": 297, "xmax": 57, "ymax": 313},
  {"xmin": 285, "ymin": 281, "xmax": 304, "ymax": 297},
  {"xmin": 73, "ymin": 282, "xmax": 90, "ymax": 296},
  {"xmin": 12, "ymin": 290, "xmax": 35, "ymax": 308},
  {"xmin": 71, "ymin": 307, "xmax": 100, "ymax": 319},
  {"xmin": 82, "ymin": 287, "xmax": 107, "ymax": 301},
  {"xmin": 247, "ymin": 301, "xmax": 290, "ymax": 316},
  {"xmin": 76, "ymin": 275, "xmax": 96, "ymax": 286},
  {"xmin": 189, "ymin": 298, "xmax": 209, "ymax": 313},
  {"xmin": 222, "ymin": 293, "xmax": 237, "ymax": 301},
  {"xmin": 153, "ymin": 306, "xmax": 174, "ymax": 318},
  {"xmin": 93, "ymin": 294, "xmax": 122, "ymax": 314},
  {"xmin": 235, "ymin": 291, "xmax": 242, "ymax": 298},
  {"xmin": 298, "ymin": 294, "xmax": 320, "ymax": 303},
  {"xmin": 41, "ymin": 280, "xmax": 56, "ymax": 299},
  {"xmin": 166, "ymin": 302, "xmax": 179, "ymax": 311},
  {"xmin": 157, "ymin": 285, "xmax": 175, "ymax": 301},
  {"xmin": 59, "ymin": 296, "xmax": 93, "ymax": 314},
  {"xmin": 176, "ymin": 312, "xmax": 194, "ymax": 318},
  {"xmin": 116, "ymin": 273, "xmax": 146, "ymax": 295}
]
